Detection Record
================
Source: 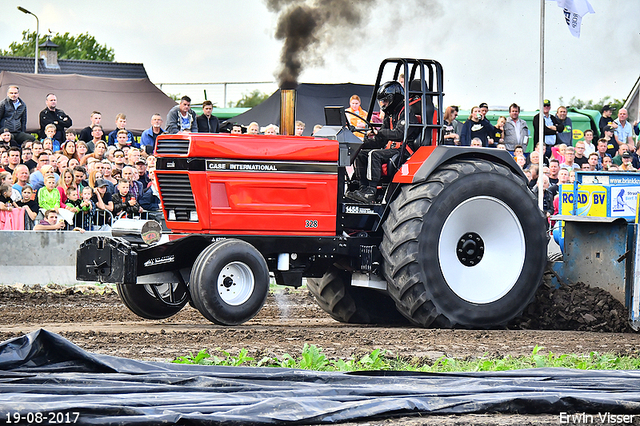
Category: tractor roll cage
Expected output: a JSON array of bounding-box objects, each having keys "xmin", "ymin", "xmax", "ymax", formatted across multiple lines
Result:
[{"xmin": 366, "ymin": 58, "xmax": 445, "ymax": 167}]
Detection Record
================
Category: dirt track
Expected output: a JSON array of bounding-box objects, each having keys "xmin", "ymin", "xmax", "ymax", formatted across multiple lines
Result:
[{"xmin": 1, "ymin": 283, "xmax": 640, "ymax": 425}]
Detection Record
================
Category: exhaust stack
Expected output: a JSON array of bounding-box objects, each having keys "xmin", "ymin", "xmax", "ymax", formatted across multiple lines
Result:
[{"xmin": 280, "ymin": 89, "xmax": 296, "ymax": 136}]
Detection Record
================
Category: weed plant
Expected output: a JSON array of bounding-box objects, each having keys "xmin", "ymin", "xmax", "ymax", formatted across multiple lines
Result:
[{"xmin": 173, "ymin": 344, "xmax": 640, "ymax": 372}]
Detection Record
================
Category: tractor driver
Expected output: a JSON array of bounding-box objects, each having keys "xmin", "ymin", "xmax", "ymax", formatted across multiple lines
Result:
[{"xmin": 346, "ymin": 81, "xmax": 419, "ymax": 204}]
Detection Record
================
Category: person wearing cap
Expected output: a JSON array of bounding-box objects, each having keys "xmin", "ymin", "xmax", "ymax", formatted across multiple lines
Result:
[
  {"xmin": 599, "ymin": 105, "xmax": 617, "ymax": 138},
  {"xmin": 620, "ymin": 152, "xmax": 636, "ymax": 172},
  {"xmin": 0, "ymin": 86, "xmax": 36, "ymax": 147},
  {"xmin": 479, "ymin": 102, "xmax": 489, "ymax": 120},
  {"xmin": 611, "ymin": 143, "xmax": 629, "ymax": 166},
  {"xmin": 92, "ymin": 178, "xmax": 113, "ymax": 210},
  {"xmin": 477, "ymin": 102, "xmax": 497, "ymax": 147},
  {"xmin": 135, "ymin": 159, "xmax": 151, "ymax": 189},
  {"xmin": 533, "ymin": 99, "xmax": 564, "ymax": 159},
  {"xmin": 601, "ymin": 125, "xmax": 618, "ymax": 157}
]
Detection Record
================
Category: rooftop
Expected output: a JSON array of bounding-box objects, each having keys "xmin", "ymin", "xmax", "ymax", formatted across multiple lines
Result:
[{"xmin": 0, "ymin": 55, "xmax": 148, "ymax": 79}]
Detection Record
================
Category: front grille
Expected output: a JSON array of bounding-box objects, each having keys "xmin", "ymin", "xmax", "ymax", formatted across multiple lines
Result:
[
  {"xmin": 156, "ymin": 138, "xmax": 190, "ymax": 155},
  {"xmin": 156, "ymin": 173, "xmax": 196, "ymax": 221}
]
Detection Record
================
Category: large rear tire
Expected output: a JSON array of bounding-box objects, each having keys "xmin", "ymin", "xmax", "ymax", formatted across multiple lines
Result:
[
  {"xmin": 189, "ymin": 239, "xmax": 269, "ymax": 326},
  {"xmin": 117, "ymin": 282, "xmax": 188, "ymax": 320},
  {"xmin": 307, "ymin": 265, "xmax": 408, "ymax": 325},
  {"xmin": 380, "ymin": 159, "xmax": 547, "ymax": 328}
]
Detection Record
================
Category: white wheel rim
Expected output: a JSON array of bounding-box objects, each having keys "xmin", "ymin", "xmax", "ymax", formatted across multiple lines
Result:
[
  {"xmin": 217, "ymin": 261, "xmax": 255, "ymax": 306},
  {"xmin": 438, "ymin": 196, "xmax": 526, "ymax": 304}
]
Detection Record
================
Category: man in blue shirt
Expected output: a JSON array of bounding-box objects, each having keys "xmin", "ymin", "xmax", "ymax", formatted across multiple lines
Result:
[{"xmin": 140, "ymin": 114, "xmax": 165, "ymax": 156}]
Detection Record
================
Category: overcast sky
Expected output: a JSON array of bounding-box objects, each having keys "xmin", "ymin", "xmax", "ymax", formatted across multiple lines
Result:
[{"xmin": 2, "ymin": 0, "xmax": 639, "ymax": 112}]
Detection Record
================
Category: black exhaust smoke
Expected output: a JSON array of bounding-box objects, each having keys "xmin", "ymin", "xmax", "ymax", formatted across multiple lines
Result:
[{"xmin": 265, "ymin": 0, "xmax": 376, "ymax": 89}]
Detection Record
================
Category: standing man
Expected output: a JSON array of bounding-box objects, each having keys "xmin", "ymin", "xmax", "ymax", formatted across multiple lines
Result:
[
  {"xmin": 533, "ymin": 99, "xmax": 563, "ymax": 159},
  {"xmin": 503, "ymin": 103, "xmax": 529, "ymax": 153},
  {"xmin": 555, "ymin": 106, "xmax": 573, "ymax": 147},
  {"xmin": 614, "ymin": 108, "xmax": 635, "ymax": 150},
  {"xmin": 0, "ymin": 86, "xmax": 35, "ymax": 146},
  {"xmin": 78, "ymin": 111, "xmax": 106, "ymax": 143},
  {"xmin": 140, "ymin": 114, "xmax": 165, "ymax": 155},
  {"xmin": 196, "ymin": 100, "xmax": 219, "ymax": 133},
  {"xmin": 166, "ymin": 96, "xmax": 198, "ymax": 134},
  {"xmin": 39, "ymin": 93, "xmax": 72, "ymax": 142},
  {"xmin": 478, "ymin": 102, "xmax": 496, "ymax": 146}
]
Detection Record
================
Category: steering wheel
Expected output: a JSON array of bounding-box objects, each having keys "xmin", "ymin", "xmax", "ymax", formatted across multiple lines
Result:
[{"xmin": 344, "ymin": 110, "xmax": 377, "ymax": 135}]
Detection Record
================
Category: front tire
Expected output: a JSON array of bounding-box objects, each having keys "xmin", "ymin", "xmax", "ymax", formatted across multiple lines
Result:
[
  {"xmin": 189, "ymin": 239, "xmax": 269, "ymax": 326},
  {"xmin": 380, "ymin": 159, "xmax": 547, "ymax": 328},
  {"xmin": 117, "ymin": 282, "xmax": 188, "ymax": 320}
]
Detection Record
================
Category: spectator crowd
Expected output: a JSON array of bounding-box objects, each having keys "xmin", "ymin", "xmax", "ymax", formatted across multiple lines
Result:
[
  {"xmin": 0, "ymin": 89, "xmax": 307, "ymax": 231},
  {"xmin": 442, "ymin": 100, "xmax": 640, "ymax": 223},
  {"xmin": 2, "ymin": 83, "xmax": 639, "ymax": 231}
]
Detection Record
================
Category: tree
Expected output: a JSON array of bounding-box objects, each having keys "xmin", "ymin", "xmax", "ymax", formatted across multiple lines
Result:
[
  {"xmin": 233, "ymin": 90, "xmax": 270, "ymax": 108},
  {"xmin": 0, "ymin": 30, "xmax": 114, "ymax": 61},
  {"xmin": 559, "ymin": 96, "xmax": 625, "ymax": 118}
]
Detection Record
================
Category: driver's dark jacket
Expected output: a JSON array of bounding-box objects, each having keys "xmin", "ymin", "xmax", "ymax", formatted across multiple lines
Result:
[{"xmin": 367, "ymin": 102, "xmax": 420, "ymax": 150}]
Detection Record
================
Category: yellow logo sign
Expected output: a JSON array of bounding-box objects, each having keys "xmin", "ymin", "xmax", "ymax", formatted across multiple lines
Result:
[{"xmin": 573, "ymin": 129, "xmax": 584, "ymax": 140}]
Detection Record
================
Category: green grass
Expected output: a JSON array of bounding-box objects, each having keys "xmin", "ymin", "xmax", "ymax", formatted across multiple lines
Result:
[{"xmin": 172, "ymin": 344, "xmax": 640, "ymax": 372}]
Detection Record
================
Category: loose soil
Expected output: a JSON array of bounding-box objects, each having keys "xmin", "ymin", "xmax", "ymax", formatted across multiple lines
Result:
[{"xmin": 1, "ymin": 274, "xmax": 639, "ymax": 425}]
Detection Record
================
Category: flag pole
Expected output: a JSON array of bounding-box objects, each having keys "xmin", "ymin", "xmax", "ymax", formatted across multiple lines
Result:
[{"xmin": 537, "ymin": 0, "xmax": 546, "ymax": 210}]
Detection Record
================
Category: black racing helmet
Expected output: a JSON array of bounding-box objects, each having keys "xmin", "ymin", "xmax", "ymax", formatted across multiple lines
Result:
[{"xmin": 377, "ymin": 81, "xmax": 404, "ymax": 113}]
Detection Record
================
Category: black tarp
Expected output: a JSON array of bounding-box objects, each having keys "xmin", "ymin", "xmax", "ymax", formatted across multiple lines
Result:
[
  {"xmin": 231, "ymin": 83, "xmax": 376, "ymax": 135},
  {"xmin": 1, "ymin": 329, "xmax": 640, "ymax": 425}
]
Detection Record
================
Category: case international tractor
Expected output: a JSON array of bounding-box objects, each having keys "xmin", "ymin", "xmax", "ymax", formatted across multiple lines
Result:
[{"xmin": 77, "ymin": 58, "xmax": 547, "ymax": 328}]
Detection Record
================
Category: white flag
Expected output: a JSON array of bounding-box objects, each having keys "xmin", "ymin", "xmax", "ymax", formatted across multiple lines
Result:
[{"xmin": 549, "ymin": 0, "xmax": 595, "ymax": 38}]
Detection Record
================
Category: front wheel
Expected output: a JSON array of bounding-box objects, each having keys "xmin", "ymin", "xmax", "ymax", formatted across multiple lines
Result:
[
  {"xmin": 189, "ymin": 239, "xmax": 269, "ymax": 326},
  {"xmin": 117, "ymin": 282, "xmax": 188, "ymax": 320},
  {"xmin": 380, "ymin": 159, "xmax": 547, "ymax": 328}
]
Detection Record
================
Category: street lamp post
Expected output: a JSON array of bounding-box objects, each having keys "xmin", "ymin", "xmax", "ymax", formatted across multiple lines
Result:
[{"xmin": 17, "ymin": 6, "xmax": 39, "ymax": 74}]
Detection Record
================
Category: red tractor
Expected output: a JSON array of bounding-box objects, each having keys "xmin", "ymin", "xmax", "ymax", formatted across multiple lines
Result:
[{"xmin": 77, "ymin": 58, "xmax": 547, "ymax": 328}]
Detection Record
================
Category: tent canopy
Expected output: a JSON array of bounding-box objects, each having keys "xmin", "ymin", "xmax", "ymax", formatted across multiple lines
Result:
[
  {"xmin": 232, "ymin": 83, "xmax": 376, "ymax": 136},
  {"xmin": 0, "ymin": 71, "xmax": 177, "ymax": 136}
]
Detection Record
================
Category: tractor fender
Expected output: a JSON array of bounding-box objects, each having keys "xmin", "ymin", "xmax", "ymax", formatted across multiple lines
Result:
[{"xmin": 392, "ymin": 145, "xmax": 526, "ymax": 185}]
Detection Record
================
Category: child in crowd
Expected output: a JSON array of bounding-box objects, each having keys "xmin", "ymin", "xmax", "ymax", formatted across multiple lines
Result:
[
  {"xmin": 65, "ymin": 186, "xmax": 93, "ymax": 230},
  {"xmin": 43, "ymin": 123, "xmax": 61, "ymax": 152},
  {"xmin": 107, "ymin": 114, "xmax": 136, "ymax": 148},
  {"xmin": 37, "ymin": 175, "xmax": 61, "ymax": 212},
  {"xmin": 80, "ymin": 186, "xmax": 95, "ymax": 229},
  {"xmin": 16, "ymin": 186, "xmax": 38, "ymax": 223},
  {"xmin": 65, "ymin": 130, "xmax": 77, "ymax": 144},
  {"xmin": 112, "ymin": 179, "xmax": 142, "ymax": 218},
  {"xmin": 0, "ymin": 184, "xmax": 18, "ymax": 211},
  {"xmin": 551, "ymin": 143, "xmax": 566, "ymax": 164},
  {"xmin": 492, "ymin": 116, "xmax": 506, "ymax": 145}
]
